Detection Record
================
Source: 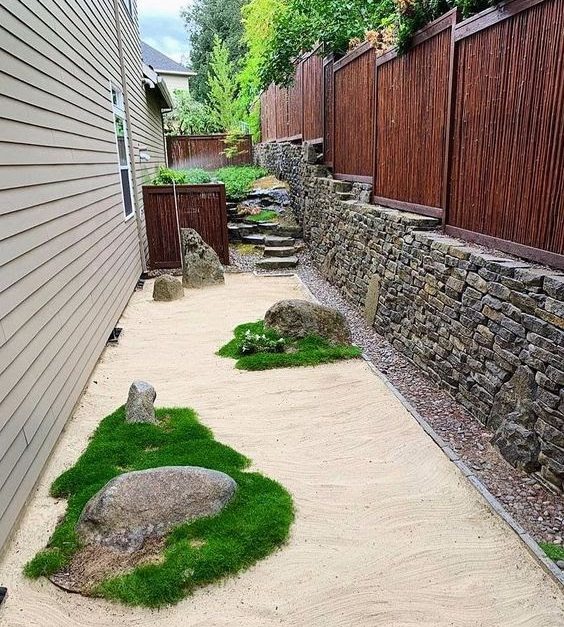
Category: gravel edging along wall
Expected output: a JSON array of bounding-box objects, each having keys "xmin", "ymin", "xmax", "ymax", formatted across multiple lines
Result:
[{"xmin": 255, "ymin": 141, "xmax": 564, "ymax": 497}]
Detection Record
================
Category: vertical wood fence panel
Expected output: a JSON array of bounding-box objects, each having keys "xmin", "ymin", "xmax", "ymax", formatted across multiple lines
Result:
[
  {"xmin": 333, "ymin": 43, "xmax": 376, "ymax": 182},
  {"xmin": 446, "ymin": 0, "xmax": 564, "ymax": 262},
  {"xmin": 302, "ymin": 50, "xmax": 324, "ymax": 142},
  {"xmin": 274, "ymin": 84, "xmax": 289, "ymax": 140},
  {"xmin": 167, "ymin": 135, "xmax": 252, "ymax": 170},
  {"xmin": 260, "ymin": 87, "xmax": 277, "ymax": 142},
  {"xmin": 323, "ymin": 55, "xmax": 335, "ymax": 166},
  {"xmin": 143, "ymin": 184, "xmax": 229, "ymax": 268},
  {"xmin": 373, "ymin": 11, "xmax": 457, "ymax": 218},
  {"xmin": 287, "ymin": 62, "xmax": 303, "ymax": 139}
]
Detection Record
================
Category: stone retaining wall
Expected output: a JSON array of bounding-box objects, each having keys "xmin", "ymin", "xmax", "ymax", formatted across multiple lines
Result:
[{"xmin": 256, "ymin": 141, "xmax": 564, "ymax": 492}]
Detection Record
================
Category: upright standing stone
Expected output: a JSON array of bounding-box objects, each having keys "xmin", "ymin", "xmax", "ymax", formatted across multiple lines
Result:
[
  {"xmin": 125, "ymin": 380, "xmax": 157, "ymax": 424},
  {"xmin": 181, "ymin": 228, "xmax": 224, "ymax": 288}
]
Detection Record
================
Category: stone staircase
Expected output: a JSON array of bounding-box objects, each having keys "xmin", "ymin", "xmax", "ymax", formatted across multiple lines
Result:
[{"xmin": 227, "ymin": 200, "xmax": 300, "ymax": 271}]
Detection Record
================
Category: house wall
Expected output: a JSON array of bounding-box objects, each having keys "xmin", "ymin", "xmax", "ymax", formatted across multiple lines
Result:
[
  {"xmin": 0, "ymin": 0, "xmax": 166, "ymax": 551},
  {"xmin": 161, "ymin": 73, "xmax": 190, "ymax": 94}
]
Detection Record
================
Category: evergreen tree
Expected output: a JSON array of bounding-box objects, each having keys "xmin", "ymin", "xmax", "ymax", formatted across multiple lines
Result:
[
  {"xmin": 206, "ymin": 36, "xmax": 242, "ymax": 131},
  {"xmin": 182, "ymin": 0, "xmax": 246, "ymax": 101}
]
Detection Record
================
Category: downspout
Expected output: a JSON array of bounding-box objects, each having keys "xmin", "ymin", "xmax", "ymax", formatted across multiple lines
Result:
[{"xmin": 112, "ymin": 0, "xmax": 147, "ymax": 272}]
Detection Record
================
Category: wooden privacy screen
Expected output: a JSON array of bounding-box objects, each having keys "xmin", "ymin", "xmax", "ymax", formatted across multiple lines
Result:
[
  {"xmin": 374, "ymin": 10, "xmax": 457, "ymax": 218},
  {"xmin": 446, "ymin": 0, "xmax": 564, "ymax": 264},
  {"xmin": 143, "ymin": 184, "xmax": 229, "ymax": 268},
  {"xmin": 333, "ymin": 43, "xmax": 376, "ymax": 183},
  {"xmin": 275, "ymin": 85, "xmax": 289, "ymax": 139},
  {"xmin": 323, "ymin": 56, "xmax": 335, "ymax": 166},
  {"xmin": 287, "ymin": 62, "xmax": 303, "ymax": 139},
  {"xmin": 302, "ymin": 49, "xmax": 324, "ymax": 142},
  {"xmin": 261, "ymin": 88, "xmax": 277, "ymax": 142},
  {"xmin": 167, "ymin": 135, "xmax": 252, "ymax": 170}
]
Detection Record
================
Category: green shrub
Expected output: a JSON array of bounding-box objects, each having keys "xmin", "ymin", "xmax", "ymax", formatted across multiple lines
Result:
[
  {"xmin": 237, "ymin": 328, "xmax": 286, "ymax": 355},
  {"xmin": 151, "ymin": 167, "xmax": 212, "ymax": 186},
  {"xmin": 213, "ymin": 165, "xmax": 268, "ymax": 200}
]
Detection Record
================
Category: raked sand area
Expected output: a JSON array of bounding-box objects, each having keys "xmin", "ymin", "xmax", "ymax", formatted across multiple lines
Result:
[{"xmin": 0, "ymin": 273, "xmax": 562, "ymax": 626}]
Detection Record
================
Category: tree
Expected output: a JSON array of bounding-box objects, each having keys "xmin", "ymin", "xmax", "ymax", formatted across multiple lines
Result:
[
  {"xmin": 163, "ymin": 90, "xmax": 221, "ymax": 135},
  {"xmin": 207, "ymin": 36, "xmax": 242, "ymax": 131},
  {"xmin": 182, "ymin": 0, "xmax": 246, "ymax": 101}
]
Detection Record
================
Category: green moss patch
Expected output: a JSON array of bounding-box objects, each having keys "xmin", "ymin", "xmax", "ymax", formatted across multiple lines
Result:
[
  {"xmin": 24, "ymin": 407, "xmax": 293, "ymax": 607},
  {"xmin": 244, "ymin": 209, "xmax": 278, "ymax": 223},
  {"xmin": 218, "ymin": 321, "xmax": 362, "ymax": 371},
  {"xmin": 540, "ymin": 542, "xmax": 564, "ymax": 562}
]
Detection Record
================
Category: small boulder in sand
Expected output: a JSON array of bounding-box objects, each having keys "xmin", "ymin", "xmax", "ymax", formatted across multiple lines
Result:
[
  {"xmin": 76, "ymin": 466, "xmax": 237, "ymax": 552},
  {"xmin": 153, "ymin": 274, "xmax": 184, "ymax": 301},
  {"xmin": 181, "ymin": 228, "xmax": 224, "ymax": 288},
  {"xmin": 264, "ymin": 299, "xmax": 351, "ymax": 344},
  {"xmin": 125, "ymin": 380, "xmax": 156, "ymax": 424}
]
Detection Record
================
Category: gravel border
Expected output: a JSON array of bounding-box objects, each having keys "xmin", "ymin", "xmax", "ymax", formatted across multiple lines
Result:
[{"xmin": 228, "ymin": 244, "xmax": 564, "ymax": 566}]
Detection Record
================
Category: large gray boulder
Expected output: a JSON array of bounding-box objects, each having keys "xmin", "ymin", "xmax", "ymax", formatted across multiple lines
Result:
[
  {"xmin": 125, "ymin": 380, "xmax": 156, "ymax": 424},
  {"xmin": 489, "ymin": 366, "xmax": 541, "ymax": 472},
  {"xmin": 264, "ymin": 299, "xmax": 352, "ymax": 344},
  {"xmin": 181, "ymin": 228, "xmax": 224, "ymax": 288},
  {"xmin": 153, "ymin": 274, "xmax": 184, "ymax": 301},
  {"xmin": 76, "ymin": 466, "xmax": 237, "ymax": 552}
]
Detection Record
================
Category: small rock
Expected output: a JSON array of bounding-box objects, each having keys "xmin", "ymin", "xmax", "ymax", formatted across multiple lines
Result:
[
  {"xmin": 181, "ymin": 228, "xmax": 224, "ymax": 288},
  {"xmin": 152, "ymin": 274, "xmax": 184, "ymax": 301},
  {"xmin": 125, "ymin": 380, "xmax": 156, "ymax": 424},
  {"xmin": 76, "ymin": 466, "xmax": 236, "ymax": 552},
  {"xmin": 264, "ymin": 299, "xmax": 352, "ymax": 344},
  {"xmin": 557, "ymin": 560, "xmax": 564, "ymax": 569}
]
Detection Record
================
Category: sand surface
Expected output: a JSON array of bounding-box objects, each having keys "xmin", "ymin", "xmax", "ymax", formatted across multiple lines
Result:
[{"xmin": 0, "ymin": 273, "xmax": 562, "ymax": 626}]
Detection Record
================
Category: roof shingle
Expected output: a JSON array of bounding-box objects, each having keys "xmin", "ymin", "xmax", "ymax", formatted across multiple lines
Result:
[{"xmin": 141, "ymin": 41, "xmax": 194, "ymax": 74}]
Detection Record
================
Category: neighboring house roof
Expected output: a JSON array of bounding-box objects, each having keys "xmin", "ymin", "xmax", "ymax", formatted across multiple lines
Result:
[{"xmin": 141, "ymin": 41, "xmax": 196, "ymax": 76}]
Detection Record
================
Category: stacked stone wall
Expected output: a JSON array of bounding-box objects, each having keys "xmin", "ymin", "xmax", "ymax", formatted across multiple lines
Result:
[{"xmin": 256, "ymin": 141, "xmax": 564, "ymax": 491}]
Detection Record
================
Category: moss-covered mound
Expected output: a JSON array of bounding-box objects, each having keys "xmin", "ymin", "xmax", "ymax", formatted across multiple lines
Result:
[
  {"xmin": 218, "ymin": 320, "xmax": 362, "ymax": 371},
  {"xmin": 24, "ymin": 407, "xmax": 293, "ymax": 607}
]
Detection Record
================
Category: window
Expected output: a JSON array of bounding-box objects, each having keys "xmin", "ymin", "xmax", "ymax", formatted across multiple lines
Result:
[{"xmin": 111, "ymin": 85, "xmax": 134, "ymax": 219}]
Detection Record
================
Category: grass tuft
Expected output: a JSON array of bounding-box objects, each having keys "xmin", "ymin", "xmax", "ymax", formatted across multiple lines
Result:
[
  {"xmin": 24, "ymin": 406, "xmax": 293, "ymax": 607},
  {"xmin": 244, "ymin": 210, "xmax": 278, "ymax": 223},
  {"xmin": 540, "ymin": 542, "xmax": 564, "ymax": 562},
  {"xmin": 218, "ymin": 321, "xmax": 362, "ymax": 371}
]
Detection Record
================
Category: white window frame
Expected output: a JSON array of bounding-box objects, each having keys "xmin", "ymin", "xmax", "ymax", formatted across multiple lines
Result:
[{"xmin": 111, "ymin": 83, "xmax": 135, "ymax": 221}]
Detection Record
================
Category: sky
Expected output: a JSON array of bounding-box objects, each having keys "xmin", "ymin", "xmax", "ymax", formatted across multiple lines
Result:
[{"xmin": 138, "ymin": 0, "xmax": 191, "ymax": 64}]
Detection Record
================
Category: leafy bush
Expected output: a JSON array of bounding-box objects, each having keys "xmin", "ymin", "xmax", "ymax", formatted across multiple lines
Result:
[
  {"xmin": 214, "ymin": 165, "xmax": 268, "ymax": 200},
  {"xmin": 164, "ymin": 91, "xmax": 221, "ymax": 136},
  {"xmin": 151, "ymin": 165, "xmax": 267, "ymax": 201},
  {"xmin": 151, "ymin": 167, "xmax": 212, "ymax": 186},
  {"xmin": 238, "ymin": 329, "xmax": 286, "ymax": 355}
]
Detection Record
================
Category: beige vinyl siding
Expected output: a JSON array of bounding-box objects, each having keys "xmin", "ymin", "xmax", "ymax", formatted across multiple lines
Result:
[{"xmin": 0, "ymin": 0, "xmax": 166, "ymax": 551}]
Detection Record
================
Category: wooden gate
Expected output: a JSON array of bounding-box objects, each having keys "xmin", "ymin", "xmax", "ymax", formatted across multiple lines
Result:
[{"xmin": 142, "ymin": 184, "xmax": 229, "ymax": 268}]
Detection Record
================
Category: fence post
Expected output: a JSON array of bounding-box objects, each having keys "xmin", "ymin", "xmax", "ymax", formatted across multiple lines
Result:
[{"xmin": 441, "ymin": 9, "xmax": 460, "ymax": 230}]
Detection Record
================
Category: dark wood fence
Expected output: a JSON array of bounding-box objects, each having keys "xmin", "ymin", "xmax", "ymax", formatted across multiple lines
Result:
[
  {"xmin": 259, "ymin": 0, "xmax": 563, "ymax": 268},
  {"xmin": 446, "ymin": 0, "xmax": 564, "ymax": 264},
  {"xmin": 143, "ymin": 184, "xmax": 229, "ymax": 268},
  {"xmin": 167, "ymin": 135, "xmax": 252, "ymax": 170},
  {"xmin": 302, "ymin": 48, "xmax": 324, "ymax": 142},
  {"xmin": 323, "ymin": 55, "xmax": 335, "ymax": 167},
  {"xmin": 374, "ymin": 10, "xmax": 457, "ymax": 218},
  {"xmin": 333, "ymin": 42, "xmax": 376, "ymax": 183}
]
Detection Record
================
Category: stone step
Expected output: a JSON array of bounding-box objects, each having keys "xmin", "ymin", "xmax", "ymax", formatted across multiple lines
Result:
[
  {"xmin": 264, "ymin": 235, "xmax": 295, "ymax": 247},
  {"xmin": 242, "ymin": 234, "xmax": 266, "ymax": 245},
  {"xmin": 256, "ymin": 256, "xmax": 298, "ymax": 270},
  {"xmin": 264, "ymin": 246, "xmax": 295, "ymax": 258}
]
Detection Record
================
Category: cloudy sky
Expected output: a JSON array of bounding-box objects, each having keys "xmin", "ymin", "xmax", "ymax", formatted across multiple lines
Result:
[{"xmin": 138, "ymin": 0, "xmax": 191, "ymax": 63}]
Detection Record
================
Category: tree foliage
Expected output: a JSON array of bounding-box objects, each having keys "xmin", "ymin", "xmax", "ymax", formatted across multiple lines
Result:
[
  {"xmin": 182, "ymin": 0, "xmax": 247, "ymax": 101},
  {"xmin": 258, "ymin": 0, "xmax": 501, "ymax": 87},
  {"xmin": 207, "ymin": 36, "xmax": 243, "ymax": 131},
  {"xmin": 163, "ymin": 90, "xmax": 220, "ymax": 135}
]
